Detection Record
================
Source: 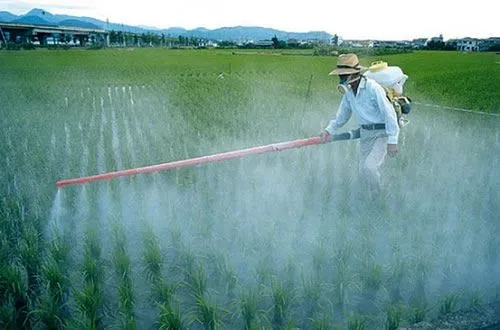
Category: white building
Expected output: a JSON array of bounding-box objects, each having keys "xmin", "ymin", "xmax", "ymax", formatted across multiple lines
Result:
[{"xmin": 456, "ymin": 38, "xmax": 480, "ymax": 52}]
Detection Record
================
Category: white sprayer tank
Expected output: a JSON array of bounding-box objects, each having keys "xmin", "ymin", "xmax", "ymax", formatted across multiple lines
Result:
[{"xmin": 364, "ymin": 61, "xmax": 408, "ymax": 95}]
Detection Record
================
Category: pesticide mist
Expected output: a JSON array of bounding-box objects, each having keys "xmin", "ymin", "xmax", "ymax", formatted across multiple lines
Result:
[{"xmin": 1, "ymin": 49, "xmax": 499, "ymax": 329}]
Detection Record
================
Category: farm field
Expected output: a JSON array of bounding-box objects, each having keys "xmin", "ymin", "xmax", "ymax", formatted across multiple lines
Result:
[{"xmin": 0, "ymin": 48, "xmax": 499, "ymax": 329}]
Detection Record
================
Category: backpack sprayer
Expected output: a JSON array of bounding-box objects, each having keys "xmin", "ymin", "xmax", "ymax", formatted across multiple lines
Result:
[{"xmin": 56, "ymin": 61, "xmax": 410, "ymax": 188}]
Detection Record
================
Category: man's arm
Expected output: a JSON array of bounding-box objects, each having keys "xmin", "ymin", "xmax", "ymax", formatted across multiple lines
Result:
[{"xmin": 325, "ymin": 96, "xmax": 352, "ymax": 134}]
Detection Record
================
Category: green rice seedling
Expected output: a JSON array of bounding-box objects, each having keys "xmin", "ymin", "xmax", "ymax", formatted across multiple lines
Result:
[
  {"xmin": 30, "ymin": 289, "xmax": 69, "ymax": 330},
  {"xmin": 0, "ymin": 261, "xmax": 29, "ymax": 329},
  {"xmin": 270, "ymin": 278, "xmax": 293, "ymax": 328},
  {"xmin": 211, "ymin": 252, "xmax": 238, "ymax": 296},
  {"xmin": 158, "ymin": 300, "xmax": 183, "ymax": 330},
  {"xmin": 0, "ymin": 296, "xmax": 15, "ymax": 329},
  {"xmin": 118, "ymin": 280, "xmax": 135, "ymax": 319},
  {"xmin": 359, "ymin": 263, "xmax": 383, "ymax": 312},
  {"xmin": 439, "ymin": 293, "xmax": 459, "ymax": 315},
  {"xmin": 410, "ymin": 305, "xmax": 426, "ymax": 323},
  {"xmin": 332, "ymin": 255, "xmax": 355, "ymax": 312},
  {"xmin": 118, "ymin": 313, "xmax": 138, "ymax": 330},
  {"xmin": 310, "ymin": 312, "xmax": 332, "ymax": 330},
  {"xmin": 75, "ymin": 226, "xmax": 105, "ymax": 329},
  {"xmin": 82, "ymin": 251, "xmax": 104, "ymax": 287},
  {"xmin": 113, "ymin": 246, "xmax": 131, "ymax": 281},
  {"xmin": 234, "ymin": 287, "xmax": 267, "ymax": 330},
  {"xmin": 142, "ymin": 226, "xmax": 163, "ymax": 284},
  {"xmin": 312, "ymin": 245, "xmax": 327, "ymax": 278},
  {"xmin": 19, "ymin": 223, "xmax": 41, "ymax": 293},
  {"xmin": 466, "ymin": 289, "xmax": 482, "ymax": 308},
  {"xmin": 255, "ymin": 258, "xmax": 273, "ymax": 286},
  {"xmin": 385, "ymin": 304, "xmax": 402, "ymax": 330},
  {"xmin": 74, "ymin": 281, "xmax": 104, "ymax": 330},
  {"xmin": 184, "ymin": 264, "xmax": 207, "ymax": 299},
  {"xmin": 283, "ymin": 259, "xmax": 297, "ymax": 291},
  {"xmin": 301, "ymin": 274, "xmax": 330, "ymax": 319},
  {"xmin": 387, "ymin": 258, "xmax": 406, "ymax": 303},
  {"xmin": 169, "ymin": 224, "xmax": 182, "ymax": 252},
  {"xmin": 47, "ymin": 233, "xmax": 70, "ymax": 266},
  {"xmin": 188, "ymin": 294, "xmax": 223, "ymax": 330},
  {"xmin": 347, "ymin": 314, "xmax": 366, "ymax": 330},
  {"xmin": 153, "ymin": 278, "xmax": 175, "ymax": 306},
  {"xmin": 41, "ymin": 257, "xmax": 68, "ymax": 304},
  {"xmin": 409, "ymin": 255, "xmax": 430, "ymax": 308},
  {"xmin": 111, "ymin": 223, "xmax": 136, "ymax": 327},
  {"xmin": 177, "ymin": 248, "xmax": 196, "ymax": 281}
]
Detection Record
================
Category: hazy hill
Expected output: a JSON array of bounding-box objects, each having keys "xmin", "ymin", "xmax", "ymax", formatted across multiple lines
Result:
[{"xmin": 0, "ymin": 8, "xmax": 332, "ymax": 41}]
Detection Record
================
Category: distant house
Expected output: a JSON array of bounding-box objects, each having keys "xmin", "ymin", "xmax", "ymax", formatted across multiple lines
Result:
[
  {"xmin": 411, "ymin": 38, "xmax": 427, "ymax": 49},
  {"xmin": 329, "ymin": 34, "xmax": 343, "ymax": 46},
  {"xmin": 427, "ymin": 34, "xmax": 444, "ymax": 45},
  {"xmin": 344, "ymin": 40, "xmax": 373, "ymax": 48},
  {"xmin": 373, "ymin": 40, "xmax": 410, "ymax": 48},
  {"xmin": 253, "ymin": 40, "xmax": 273, "ymax": 47},
  {"xmin": 479, "ymin": 37, "xmax": 500, "ymax": 51},
  {"xmin": 456, "ymin": 37, "xmax": 480, "ymax": 51}
]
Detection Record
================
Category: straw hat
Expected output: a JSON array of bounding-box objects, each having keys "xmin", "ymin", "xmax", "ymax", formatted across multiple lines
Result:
[{"xmin": 329, "ymin": 53, "xmax": 366, "ymax": 75}]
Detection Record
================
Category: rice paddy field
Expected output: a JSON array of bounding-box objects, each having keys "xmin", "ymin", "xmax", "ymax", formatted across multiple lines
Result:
[{"xmin": 0, "ymin": 48, "xmax": 499, "ymax": 329}]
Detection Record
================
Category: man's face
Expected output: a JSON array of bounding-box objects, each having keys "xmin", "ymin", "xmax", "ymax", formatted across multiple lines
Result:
[{"xmin": 339, "ymin": 74, "xmax": 350, "ymax": 85}]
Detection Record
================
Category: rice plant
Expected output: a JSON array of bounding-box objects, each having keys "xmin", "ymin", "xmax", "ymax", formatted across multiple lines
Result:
[
  {"xmin": 310, "ymin": 312, "xmax": 333, "ymax": 330},
  {"xmin": 0, "ymin": 261, "xmax": 29, "ymax": 329},
  {"xmin": 188, "ymin": 294, "xmax": 224, "ymax": 330},
  {"xmin": 270, "ymin": 278, "xmax": 294, "ymax": 328},
  {"xmin": 234, "ymin": 286, "xmax": 267, "ymax": 329},
  {"xmin": 210, "ymin": 252, "xmax": 238, "ymax": 296},
  {"xmin": 74, "ymin": 226, "xmax": 105, "ymax": 329},
  {"xmin": 112, "ymin": 223, "xmax": 136, "ymax": 328},
  {"xmin": 1, "ymin": 49, "xmax": 499, "ymax": 330},
  {"xmin": 410, "ymin": 305, "xmax": 426, "ymax": 323},
  {"xmin": 439, "ymin": 293, "xmax": 459, "ymax": 315},
  {"xmin": 158, "ymin": 300, "xmax": 183, "ymax": 330},
  {"xmin": 347, "ymin": 314, "xmax": 366, "ymax": 330},
  {"xmin": 19, "ymin": 223, "xmax": 41, "ymax": 294},
  {"xmin": 142, "ymin": 225, "xmax": 163, "ymax": 284},
  {"xmin": 74, "ymin": 281, "xmax": 104, "ymax": 329},
  {"xmin": 385, "ymin": 304, "xmax": 402, "ymax": 330},
  {"xmin": 184, "ymin": 264, "xmax": 208, "ymax": 300},
  {"xmin": 358, "ymin": 263, "xmax": 383, "ymax": 313},
  {"xmin": 301, "ymin": 274, "xmax": 331, "ymax": 320},
  {"xmin": 40, "ymin": 256, "xmax": 68, "ymax": 305}
]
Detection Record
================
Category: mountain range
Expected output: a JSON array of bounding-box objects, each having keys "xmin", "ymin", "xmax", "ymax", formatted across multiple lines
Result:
[{"xmin": 0, "ymin": 9, "xmax": 333, "ymax": 41}]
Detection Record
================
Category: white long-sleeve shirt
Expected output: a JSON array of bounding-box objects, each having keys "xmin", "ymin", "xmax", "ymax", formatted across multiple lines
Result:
[{"xmin": 325, "ymin": 77, "xmax": 400, "ymax": 144}]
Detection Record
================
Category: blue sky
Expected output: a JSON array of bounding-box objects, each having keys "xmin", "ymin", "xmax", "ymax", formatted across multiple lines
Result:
[{"xmin": 1, "ymin": 0, "xmax": 499, "ymax": 40}]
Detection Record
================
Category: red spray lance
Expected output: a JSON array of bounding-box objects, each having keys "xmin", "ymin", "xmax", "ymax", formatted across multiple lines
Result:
[{"xmin": 56, "ymin": 130, "xmax": 360, "ymax": 188}]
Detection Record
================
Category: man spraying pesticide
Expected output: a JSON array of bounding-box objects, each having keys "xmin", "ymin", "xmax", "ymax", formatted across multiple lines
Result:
[
  {"xmin": 320, "ymin": 53, "xmax": 411, "ymax": 197},
  {"xmin": 55, "ymin": 54, "xmax": 411, "ymax": 188}
]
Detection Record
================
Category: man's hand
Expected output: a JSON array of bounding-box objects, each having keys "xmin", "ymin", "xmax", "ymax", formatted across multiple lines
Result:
[
  {"xmin": 319, "ymin": 131, "xmax": 332, "ymax": 143},
  {"xmin": 387, "ymin": 144, "xmax": 398, "ymax": 156}
]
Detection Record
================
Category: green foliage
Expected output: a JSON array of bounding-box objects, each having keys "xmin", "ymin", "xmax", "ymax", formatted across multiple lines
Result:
[
  {"xmin": 74, "ymin": 281, "xmax": 104, "ymax": 329},
  {"xmin": 410, "ymin": 305, "xmax": 426, "ymax": 323},
  {"xmin": 0, "ymin": 48, "xmax": 498, "ymax": 330},
  {"xmin": 439, "ymin": 293, "xmax": 459, "ymax": 315},
  {"xmin": 158, "ymin": 301, "xmax": 183, "ymax": 330},
  {"xmin": 142, "ymin": 225, "xmax": 163, "ymax": 283},
  {"xmin": 348, "ymin": 314, "xmax": 366, "ymax": 330},
  {"xmin": 385, "ymin": 304, "xmax": 403, "ymax": 330},
  {"xmin": 270, "ymin": 278, "xmax": 294, "ymax": 328},
  {"xmin": 188, "ymin": 294, "xmax": 223, "ymax": 330},
  {"xmin": 236, "ymin": 287, "xmax": 266, "ymax": 329}
]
